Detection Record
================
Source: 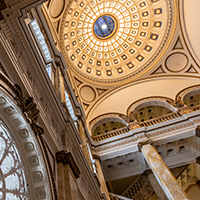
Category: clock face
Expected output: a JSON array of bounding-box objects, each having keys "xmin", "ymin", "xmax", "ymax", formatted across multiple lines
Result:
[{"xmin": 61, "ymin": 0, "xmax": 175, "ymax": 85}]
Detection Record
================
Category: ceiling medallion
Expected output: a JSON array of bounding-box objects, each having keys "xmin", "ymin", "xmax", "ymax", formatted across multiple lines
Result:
[{"xmin": 61, "ymin": 0, "xmax": 176, "ymax": 85}]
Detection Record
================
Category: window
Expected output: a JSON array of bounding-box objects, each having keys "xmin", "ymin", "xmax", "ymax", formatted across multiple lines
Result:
[
  {"xmin": 0, "ymin": 123, "xmax": 28, "ymax": 199},
  {"xmin": 30, "ymin": 20, "xmax": 51, "ymax": 61},
  {"xmin": 65, "ymin": 90, "xmax": 76, "ymax": 120}
]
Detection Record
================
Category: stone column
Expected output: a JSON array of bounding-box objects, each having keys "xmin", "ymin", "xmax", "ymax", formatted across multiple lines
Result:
[
  {"xmin": 145, "ymin": 170, "xmax": 168, "ymax": 200},
  {"xmin": 56, "ymin": 151, "xmax": 80, "ymax": 200},
  {"xmin": 93, "ymin": 154, "xmax": 110, "ymax": 200},
  {"xmin": 139, "ymin": 141, "xmax": 189, "ymax": 200}
]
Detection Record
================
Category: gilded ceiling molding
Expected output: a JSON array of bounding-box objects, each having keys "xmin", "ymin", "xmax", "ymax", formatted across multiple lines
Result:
[{"xmin": 60, "ymin": 0, "xmax": 177, "ymax": 85}]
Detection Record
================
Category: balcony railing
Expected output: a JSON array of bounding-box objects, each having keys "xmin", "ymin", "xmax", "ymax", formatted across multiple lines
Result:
[
  {"xmin": 122, "ymin": 175, "xmax": 150, "ymax": 199},
  {"xmin": 138, "ymin": 112, "xmax": 182, "ymax": 127},
  {"xmin": 91, "ymin": 108, "xmax": 193, "ymax": 142},
  {"xmin": 191, "ymin": 104, "xmax": 200, "ymax": 111},
  {"xmin": 109, "ymin": 192, "xmax": 133, "ymax": 200},
  {"xmin": 92, "ymin": 126, "xmax": 131, "ymax": 142}
]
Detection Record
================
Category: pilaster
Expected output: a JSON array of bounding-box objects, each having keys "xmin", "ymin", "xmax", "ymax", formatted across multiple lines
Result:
[
  {"xmin": 93, "ymin": 153, "xmax": 110, "ymax": 200},
  {"xmin": 56, "ymin": 151, "xmax": 80, "ymax": 200}
]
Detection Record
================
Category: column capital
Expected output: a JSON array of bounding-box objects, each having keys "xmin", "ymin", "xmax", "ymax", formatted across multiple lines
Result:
[
  {"xmin": 138, "ymin": 139, "xmax": 153, "ymax": 152},
  {"xmin": 56, "ymin": 151, "xmax": 80, "ymax": 178}
]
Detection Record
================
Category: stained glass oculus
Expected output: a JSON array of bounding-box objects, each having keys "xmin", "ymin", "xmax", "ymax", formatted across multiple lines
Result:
[{"xmin": 94, "ymin": 15, "xmax": 116, "ymax": 39}]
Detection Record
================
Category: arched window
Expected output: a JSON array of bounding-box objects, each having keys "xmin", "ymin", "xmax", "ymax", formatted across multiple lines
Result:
[{"xmin": 0, "ymin": 122, "xmax": 28, "ymax": 200}]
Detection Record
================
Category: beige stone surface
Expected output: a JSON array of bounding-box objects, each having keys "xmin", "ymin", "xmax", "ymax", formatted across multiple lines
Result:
[
  {"xmin": 57, "ymin": 163, "xmax": 79, "ymax": 200},
  {"xmin": 95, "ymin": 157, "xmax": 110, "ymax": 200},
  {"xmin": 148, "ymin": 174, "xmax": 168, "ymax": 200},
  {"xmin": 141, "ymin": 144, "xmax": 190, "ymax": 200}
]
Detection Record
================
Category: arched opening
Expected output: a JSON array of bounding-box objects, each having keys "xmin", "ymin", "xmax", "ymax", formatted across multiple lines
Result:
[
  {"xmin": 0, "ymin": 85, "xmax": 53, "ymax": 199},
  {"xmin": 92, "ymin": 120, "xmax": 126, "ymax": 136},
  {"xmin": 183, "ymin": 93, "xmax": 200, "ymax": 108},
  {"xmin": 134, "ymin": 106, "xmax": 172, "ymax": 122}
]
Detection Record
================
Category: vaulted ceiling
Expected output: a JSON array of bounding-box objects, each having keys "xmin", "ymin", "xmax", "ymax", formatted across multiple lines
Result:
[{"xmin": 42, "ymin": 0, "xmax": 200, "ymax": 129}]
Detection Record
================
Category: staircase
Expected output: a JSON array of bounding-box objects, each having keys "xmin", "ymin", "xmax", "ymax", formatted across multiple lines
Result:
[
  {"xmin": 109, "ymin": 165, "xmax": 189, "ymax": 200},
  {"xmin": 121, "ymin": 174, "xmax": 154, "ymax": 200},
  {"xmin": 109, "ymin": 192, "xmax": 133, "ymax": 200}
]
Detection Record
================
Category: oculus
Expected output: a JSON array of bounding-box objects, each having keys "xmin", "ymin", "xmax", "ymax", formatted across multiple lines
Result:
[{"xmin": 94, "ymin": 15, "xmax": 117, "ymax": 39}]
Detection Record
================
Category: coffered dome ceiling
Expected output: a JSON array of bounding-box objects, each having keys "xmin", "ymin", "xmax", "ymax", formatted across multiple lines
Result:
[{"xmin": 60, "ymin": 0, "xmax": 176, "ymax": 85}]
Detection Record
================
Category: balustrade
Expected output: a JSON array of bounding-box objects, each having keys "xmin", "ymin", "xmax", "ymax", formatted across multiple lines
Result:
[{"xmin": 92, "ymin": 111, "xmax": 185, "ymax": 142}]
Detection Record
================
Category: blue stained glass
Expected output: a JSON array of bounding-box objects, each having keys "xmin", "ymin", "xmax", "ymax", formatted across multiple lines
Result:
[{"xmin": 94, "ymin": 15, "xmax": 115, "ymax": 38}]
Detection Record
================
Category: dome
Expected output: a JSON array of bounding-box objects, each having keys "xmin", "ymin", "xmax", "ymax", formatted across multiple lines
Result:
[{"xmin": 61, "ymin": 0, "xmax": 175, "ymax": 84}]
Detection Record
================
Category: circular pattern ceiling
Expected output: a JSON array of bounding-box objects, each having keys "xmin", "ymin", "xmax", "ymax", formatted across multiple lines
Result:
[{"xmin": 61, "ymin": 0, "xmax": 175, "ymax": 84}]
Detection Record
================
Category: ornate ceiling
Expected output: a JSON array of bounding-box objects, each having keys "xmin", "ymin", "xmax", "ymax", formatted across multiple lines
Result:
[
  {"xmin": 60, "ymin": 0, "xmax": 176, "ymax": 84},
  {"xmin": 43, "ymin": 0, "xmax": 200, "ymax": 125}
]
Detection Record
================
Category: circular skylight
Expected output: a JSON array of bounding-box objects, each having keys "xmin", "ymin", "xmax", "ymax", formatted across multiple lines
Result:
[
  {"xmin": 94, "ymin": 15, "xmax": 116, "ymax": 39},
  {"xmin": 61, "ymin": 0, "xmax": 175, "ymax": 84}
]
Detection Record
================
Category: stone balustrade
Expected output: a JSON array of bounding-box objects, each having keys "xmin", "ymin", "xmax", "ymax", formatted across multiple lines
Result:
[
  {"xmin": 191, "ymin": 104, "xmax": 200, "ymax": 111},
  {"xmin": 92, "ymin": 111, "xmax": 183, "ymax": 142},
  {"xmin": 138, "ymin": 112, "xmax": 182, "ymax": 127},
  {"xmin": 122, "ymin": 175, "xmax": 149, "ymax": 199},
  {"xmin": 92, "ymin": 126, "xmax": 130, "ymax": 142}
]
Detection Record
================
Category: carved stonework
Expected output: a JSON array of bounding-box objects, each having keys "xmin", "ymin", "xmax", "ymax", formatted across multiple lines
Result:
[
  {"xmin": 0, "ymin": 96, "xmax": 6, "ymax": 104},
  {"xmin": 30, "ymin": 156, "xmax": 39, "ymax": 166},
  {"xmin": 20, "ymin": 129, "xmax": 29, "ymax": 138},
  {"xmin": 13, "ymin": 84, "xmax": 44, "ymax": 136},
  {"xmin": 56, "ymin": 151, "xmax": 80, "ymax": 178},
  {"xmin": 138, "ymin": 139, "xmax": 153, "ymax": 152},
  {"xmin": 166, "ymin": 96, "xmax": 184, "ymax": 108},
  {"xmin": 33, "ymin": 171, "xmax": 43, "ymax": 182},
  {"xmin": 36, "ymin": 187, "xmax": 46, "ymax": 199},
  {"xmin": 119, "ymin": 111, "xmax": 136, "ymax": 123},
  {"xmin": 5, "ymin": 106, "xmax": 15, "ymax": 114},
  {"xmin": 25, "ymin": 142, "xmax": 34, "ymax": 152}
]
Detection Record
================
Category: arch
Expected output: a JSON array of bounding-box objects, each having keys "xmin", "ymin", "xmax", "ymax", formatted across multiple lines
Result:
[
  {"xmin": 0, "ymin": 84, "xmax": 53, "ymax": 199},
  {"xmin": 177, "ymin": 85, "xmax": 200, "ymax": 107},
  {"xmin": 177, "ymin": 85, "xmax": 200, "ymax": 102},
  {"xmin": 89, "ymin": 113, "xmax": 128, "ymax": 135},
  {"xmin": 127, "ymin": 97, "xmax": 177, "ymax": 116}
]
